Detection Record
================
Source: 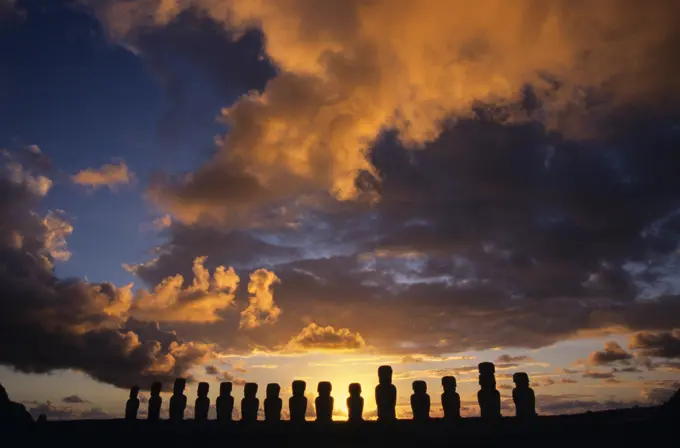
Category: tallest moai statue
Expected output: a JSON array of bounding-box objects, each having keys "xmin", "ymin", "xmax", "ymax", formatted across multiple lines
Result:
[
  {"xmin": 477, "ymin": 362, "xmax": 501, "ymax": 421},
  {"xmin": 376, "ymin": 365, "xmax": 397, "ymax": 422}
]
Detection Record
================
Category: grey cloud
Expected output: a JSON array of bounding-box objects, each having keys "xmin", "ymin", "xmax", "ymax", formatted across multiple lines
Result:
[
  {"xmin": 629, "ymin": 329, "xmax": 680, "ymax": 359},
  {"xmin": 62, "ymin": 395, "xmax": 89, "ymax": 404}
]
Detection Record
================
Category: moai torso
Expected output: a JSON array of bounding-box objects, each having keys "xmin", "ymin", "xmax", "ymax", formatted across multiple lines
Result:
[
  {"xmin": 478, "ymin": 389, "xmax": 501, "ymax": 419},
  {"xmin": 441, "ymin": 376, "xmax": 461, "ymax": 420},
  {"xmin": 169, "ymin": 379, "xmax": 187, "ymax": 421},
  {"xmin": 125, "ymin": 398, "xmax": 140, "ymax": 420},
  {"xmin": 264, "ymin": 383, "xmax": 282, "ymax": 422},
  {"xmin": 241, "ymin": 383, "xmax": 259, "ymax": 423},
  {"xmin": 315, "ymin": 382, "xmax": 333, "ymax": 423},
  {"xmin": 376, "ymin": 365, "xmax": 397, "ymax": 421},
  {"xmin": 512, "ymin": 372, "xmax": 536, "ymax": 418},
  {"xmin": 410, "ymin": 381, "xmax": 430, "ymax": 422},
  {"xmin": 347, "ymin": 383, "xmax": 364, "ymax": 422},
  {"xmin": 195, "ymin": 382, "xmax": 210, "ymax": 422},
  {"xmin": 216, "ymin": 382, "xmax": 234, "ymax": 422}
]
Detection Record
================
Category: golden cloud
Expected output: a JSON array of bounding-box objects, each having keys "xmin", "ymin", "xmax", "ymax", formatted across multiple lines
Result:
[
  {"xmin": 240, "ymin": 268, "xmax": 281, "ymax": 329},
  {"xmin": 285, "ymin": 322, "xmax": 367, "ymax": 352},
  {"xmin": 91, "ymin": 0, "xmax": 680, "ymax": 222},
  {"xmin": 131, "ymin": 256, "xmax": 240, "ymax": 323},
  {"xmin": 72, "ymin": 161, "xmax": 133, "ymax": 190}
]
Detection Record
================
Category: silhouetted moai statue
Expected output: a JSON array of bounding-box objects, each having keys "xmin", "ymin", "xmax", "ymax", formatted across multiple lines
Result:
[
  {"xmin": 347, "ymin": 383, "xmax": 364, "ymax": 423},
  {"xmin": 195, "ymin": 382, "xmax": 210, "ymax": 422},
  {"xmin": 148, "ymin": 382, "xmax": 162, "ymax": 422},
  {"xmin": 512, "ymin": 372, "xmax": 536, "ymax": 418},
  {"xmin": 0, "ymin": 382, "xmax": 34, "ymax": 430},
  {"xmin": 125, "ymin": 386, "xmax": 140, "ymax": 420},
  {"xmin": 477, "ymin": 362, "xmax": 501, "ymax": 421},
  {"xmin": 315, "ymin": 381, "xmax": 334, "ymax": 423},
  {"xmin": 441, "ymin": 376, "xmax": 461, "ymax": 421},
  {"xmin": 216, "ymin": 382, "xmax": 234, "ymax": 422},
  {"xmin": 241, "ymin": 383, "xmax": 259, "ymax": 423},
  {"xmin": 169, "ymin": 378, "xmax": 187, "ymax": 422},
  {"xmin": 376, "ymin": 365, "xmax": 397, "ymax": 422},
  {"xmin": 411, "ymin": 380, "xmax": 430, "ymax": 422},
  {"xmin": 264, "ymin": 383, "xmax": 282, "ymax": 422},
  {"xmin": 289, "ymin": 380, "xmax": 307, "ymax": 424}
]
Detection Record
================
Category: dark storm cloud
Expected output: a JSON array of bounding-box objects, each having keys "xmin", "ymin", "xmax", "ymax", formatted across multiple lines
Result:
[
  {"xmin": 118, "ymin": 7, "xmax": 275, "ymax": 146},
  {"xmin": 0, "ymin": 160, "xmax": 213, "ymax": 389},
  {"xmin": 629, "ymin": 329, "xmax": 680, "ymax": 359},
  {"xmin": 62, "ymin": 395, "xmax": 89, "ymax": 404},
  {"xmin": 588, "ymin": 341, "xmax": 633, "ymax": 366}
]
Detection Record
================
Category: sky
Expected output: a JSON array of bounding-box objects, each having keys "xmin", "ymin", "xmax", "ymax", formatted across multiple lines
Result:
[{"xmin": 1, "ymin": 0, "xmax": 679, "ymax": 421}]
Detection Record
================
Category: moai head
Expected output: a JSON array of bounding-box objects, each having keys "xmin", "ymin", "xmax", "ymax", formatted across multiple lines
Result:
[
  {"xmin": 266, "ymin": 383, "xmax": 281, "ymax": 399},
  {"xmin": 244, "ymin": 383, "xmax": 258, "ymax": 399},
  {"xmin": 378, "ymin": 365, "xmax": 393, "ymax": 385},
  {"xmin": 292, "ymin": 380, "xmax": 306, "ymax": 396},
  {"xmin": 442, "ymin": 376, "xmax": 456, "ymax": 392},
  {"xmin": 478, "ymin": 362, "xmax": 495, "ymax": 375},
  {"xmin": 478, "ymin": 375, "xmax": 496, "ymax": 389},
  {"xmin": 220, "ymin": 382, "xmax": 232, "ymax": 396},
  {"xmin": 130, "ymin": 386, "xmax": 140, "ymax": 399},
  {"xmin": 197, "ymin": 382, "xmax": 209, "ymax": 398},
  {"xmin": 513, "ymin": 372, "xmax": 530, "ymax": 388},
  {"xmin": 349, "ymin": 383, "xmax": 362, "ymax": 397},
  {"xmin": 317, "ymin": 381, "xmax": 332, "ymax": 397},
  {"xmin": 150, "ymin": 382, "xmax": 162, "ymax": 397},
  {"xmin": 173, "ymin": 378, "xmax": 186, "ymax": 395},
  {"xmin": 412, "ymin": 380, "xmax": 427, "ymax": 395}
]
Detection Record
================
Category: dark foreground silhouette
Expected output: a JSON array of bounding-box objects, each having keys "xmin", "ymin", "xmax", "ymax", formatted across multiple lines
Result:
[
  {"xmin": 11, "ymin": 406, "xmax": 676, "ymax": 448},
  {"xmin": 2, "ymin": 362, "xmax": 678, "ymax": 447}
]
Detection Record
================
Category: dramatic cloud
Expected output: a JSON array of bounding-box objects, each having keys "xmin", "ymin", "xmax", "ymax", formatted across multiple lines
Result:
[
  {"xmin": 72, "ymin": 161, "xmax": 133, "ymax": 190},
  {"xmin": 240, "ymin": 269, "xmax": 281, "ymax": 329},
  {"xmin": 130, "ymin": 256, "xmax": 240, "ymax": 323},
  {"xmin": 87, "ymin": 0, "xmax": 680, "ymax": 223},
  {"xmin": 588, "ymin": 341, "xmax": 633, "ymax": 365},
  {"xmin": 0, "ymin": 155, "xmax": 217, "ymax": 389},
  {"xmin": 285, "ymin": 323, "xmax": 366, "ymax": 352},
  {"xmin": 629, "ymin": 330, "xmax": 680, "ymax": 359}
]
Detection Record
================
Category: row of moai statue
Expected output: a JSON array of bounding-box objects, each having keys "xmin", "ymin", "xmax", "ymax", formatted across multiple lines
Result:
[{"xmin": 126, "ymin": 363, "xmax": 536, "ymax": 422}]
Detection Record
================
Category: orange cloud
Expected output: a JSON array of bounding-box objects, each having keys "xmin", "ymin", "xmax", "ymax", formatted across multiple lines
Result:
[
  {"xmin": 240, "ymin": 269, "xmax": 281, "ymax": 329},
  {"xmin": 91, "ymin": 0, "xmax": 680, "ymax": 222},
  {"xmin": 72, "ymin": 161, "xmax": 133, "ymax": 190},
  {"xmin": 285, "ymin": 323, "xmax": 366, "ymax": 352},
  {"xmin": 131, "ymin": 256, "xmax": 240, "ymax": 323}
]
